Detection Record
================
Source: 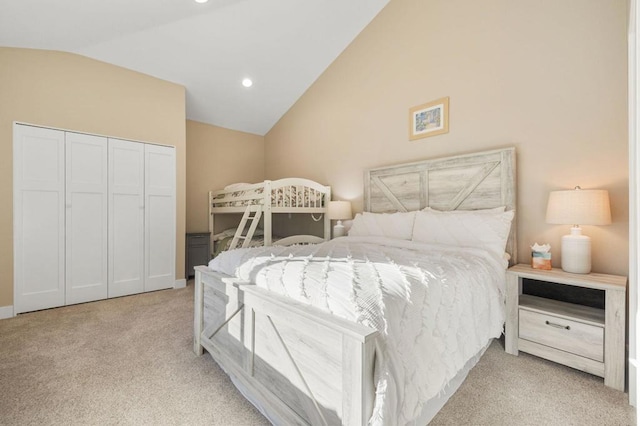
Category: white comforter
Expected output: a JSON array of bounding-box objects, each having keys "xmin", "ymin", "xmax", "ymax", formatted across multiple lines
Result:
[{"xmin": 208, "ymin": 236, "xmax": 507, "ymax": 425}]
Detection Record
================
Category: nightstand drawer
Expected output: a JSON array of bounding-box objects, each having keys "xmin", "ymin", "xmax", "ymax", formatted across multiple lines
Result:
[{"xmin": 519, "ymin": 308, "xmax": 604, "ymax": 362}]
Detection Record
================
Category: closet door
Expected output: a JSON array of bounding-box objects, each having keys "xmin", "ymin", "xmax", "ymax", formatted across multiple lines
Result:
[
  {"xmin": 144, "ymin": 144, "xmax": 176, "ymax": 291},
  {"xmin": 65, "ymin": 132, "xmax": 108, "ymax": 305},
  {"xmin": 13, "ymin": 124, "xmax": 66, "ymax": 314},
  {"xmin": 108, "ymin": 139, "xmax": 145, "ymax": 298}
]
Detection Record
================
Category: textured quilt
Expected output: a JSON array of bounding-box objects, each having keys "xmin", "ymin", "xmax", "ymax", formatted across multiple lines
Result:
[{"xmin": 208, "ymin": 236, "xmax": 507, "ymax": 425}]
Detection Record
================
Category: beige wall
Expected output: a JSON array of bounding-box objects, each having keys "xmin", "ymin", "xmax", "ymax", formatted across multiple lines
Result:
[
  {"xmin": 265, "ymin": 0, "xmax": 629, "ymax": 276},
  {"xmin": 186, "ymin": 120, "xmax": 264, "ymax": 234},
  {"xmin": 0, "ymin": 47, "xmax": 187, "ymax": 308}
]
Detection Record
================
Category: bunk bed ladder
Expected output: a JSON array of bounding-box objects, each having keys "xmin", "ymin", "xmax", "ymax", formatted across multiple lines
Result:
[{"xmin": 229, "ymin": 205, "xmax": 263, "ymax": 250}]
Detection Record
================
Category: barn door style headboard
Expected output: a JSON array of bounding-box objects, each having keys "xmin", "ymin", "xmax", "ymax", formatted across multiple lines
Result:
[{"xmin": 364, "ymin": 147, "xmax": 517, "ymax": 263}]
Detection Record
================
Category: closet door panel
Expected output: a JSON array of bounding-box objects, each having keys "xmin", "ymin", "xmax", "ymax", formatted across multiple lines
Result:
[
  {"xmin": 144, "ymin": 144, "xmax": 175, "ymax": 292},
  {"xmin": 13, "ymin": 124, "xmax": 66, "ymax": 313},
  {"xmin": 65, "ymin": 132, "xmax": 108, "ymax": 305},
  {"xmin": 108, "ymin": 139, "xmax": 145, "ymax": 298}
]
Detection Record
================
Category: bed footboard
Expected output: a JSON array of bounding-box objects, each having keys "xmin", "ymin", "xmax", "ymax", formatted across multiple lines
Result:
[{"xmin": 193, "ymin": 266, "xmax": 378, "ymax": 425}]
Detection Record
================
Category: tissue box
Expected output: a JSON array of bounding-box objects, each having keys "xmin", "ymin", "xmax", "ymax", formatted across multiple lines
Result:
[{"xmin": 531, "ymin": 251, "xmax": 552, "ymax": 270}]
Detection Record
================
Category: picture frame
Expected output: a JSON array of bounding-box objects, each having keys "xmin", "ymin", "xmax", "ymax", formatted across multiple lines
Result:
[{"xmin": 409, "ymin": 97, "xmax": 449, "ymax": 140}]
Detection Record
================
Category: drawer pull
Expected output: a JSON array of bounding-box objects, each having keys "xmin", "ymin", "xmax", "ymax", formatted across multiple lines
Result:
[{"xmin": 545, "ymin": 320, "xmax": 570, "ymax": 330}]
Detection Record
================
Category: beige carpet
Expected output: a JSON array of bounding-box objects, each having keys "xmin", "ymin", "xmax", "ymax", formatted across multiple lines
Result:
[
  {"xmin": 0, "ymin": 284, "xmax": 635, "ymax": 425},
  {"xmin": 431, "ymin": 341, "xmax": 635, "ymax": 425}
]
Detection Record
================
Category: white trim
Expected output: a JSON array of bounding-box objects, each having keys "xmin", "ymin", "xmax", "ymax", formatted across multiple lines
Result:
[
  {"xmin": 631, "ymin": 361, "xmax": 638, "ymax": 406},
  {"xmin": 629, "ymin": 0, "xmax": 638, "ymax": 407},
  {"xmin": 0, "ymin": 305, "xmax": 15, "ymax": 319},
  {"xmin": 174, "ymin": 278, "xmax": 187, "ymax": 289},
  {"xmin": 12, "ymin": 120, "xmax": 173, "ymax": 149}
]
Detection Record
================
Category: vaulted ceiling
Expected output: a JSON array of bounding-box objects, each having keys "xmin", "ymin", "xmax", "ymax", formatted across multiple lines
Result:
[{"xmin": 0, "ymin": 0, "xmax": 389, "ymax": 135}]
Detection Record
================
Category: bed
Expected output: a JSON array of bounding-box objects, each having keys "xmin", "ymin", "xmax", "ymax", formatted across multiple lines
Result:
[
  {"xmin": 208, "ymin": 178, "xmax": 332, "ymax": 256},
  {"xmin": 194, "ymin": 147, "xmax": 517, "ymax": 425}
]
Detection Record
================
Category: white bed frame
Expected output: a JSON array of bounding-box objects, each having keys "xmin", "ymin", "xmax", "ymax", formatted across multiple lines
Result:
[
  {"xmin": 208, "ymin": 178, "xmax": 332, "ymax": 255},
  {"xmin": 194, "ymin": 147, "xmax": 516, "ymax": 425}
]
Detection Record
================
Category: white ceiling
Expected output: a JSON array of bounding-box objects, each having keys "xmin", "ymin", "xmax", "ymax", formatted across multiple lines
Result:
[{"xmin": 0, "ymin": 0, "xmax": 389, "ymax": 135}]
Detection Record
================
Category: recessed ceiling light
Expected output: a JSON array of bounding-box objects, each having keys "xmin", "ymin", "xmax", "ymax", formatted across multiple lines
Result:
[
  {"xmin": 195, "ymin": 0, "xmax": 208, "ymax": 3},
  {"xmin": 242, "ymin": 78, "xmax": 253, "ymax": 88}
]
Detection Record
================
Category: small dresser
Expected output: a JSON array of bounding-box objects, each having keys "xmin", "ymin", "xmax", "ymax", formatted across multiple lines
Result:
[{"xmin": 185, "ymin": 232, "xmax": 211, "ymax": 279}]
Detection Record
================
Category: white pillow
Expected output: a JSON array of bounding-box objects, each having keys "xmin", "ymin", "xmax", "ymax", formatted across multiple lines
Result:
[
  {"xmin": 348, "ymin": 211, "xmax": 417, "ymax": 240},
  {"xmin": 224, "ymin": 182, "xmax": 252, "ymax": 190},
  {"xmin": 412, "ymin": 208, "xmax": 514, "ymax": 256},
  {"xmin": 423, "ymin": 206, "xmax": 505, "ymax": 213}
]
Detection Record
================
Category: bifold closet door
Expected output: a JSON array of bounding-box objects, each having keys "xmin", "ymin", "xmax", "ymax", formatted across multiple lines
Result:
[
  {"xmin": 108, "ymin": 139, "xmax": 145, "ymax": 298},
  {"xmin": 14, "ymin": 123, "xmax": 176, "ymax": 313},
  {"xmin": 144, "ymin": 144, "xmax": 176, "ymax": 291},
  {"xmin": 65, "ymin": 132, "xmax": 108, "ymax": 305},
  {"xmin": 13, "ymin": 124, "xmax": 66, "ymax": 314}
]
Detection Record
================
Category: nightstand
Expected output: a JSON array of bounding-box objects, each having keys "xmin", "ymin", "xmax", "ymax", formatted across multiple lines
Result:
[
  {"xmin": 505, "ymin": 264, "xmax": 627, "ymax": 391},
  {"xmin": 186, "ymin": 232, "xmax": 211, "ymax": 279}
]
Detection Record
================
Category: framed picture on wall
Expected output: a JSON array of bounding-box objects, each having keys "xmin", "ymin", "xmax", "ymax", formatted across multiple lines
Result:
[{"xmin": 409, "ymin": 97, "xmax": 449, "ymax": 140}]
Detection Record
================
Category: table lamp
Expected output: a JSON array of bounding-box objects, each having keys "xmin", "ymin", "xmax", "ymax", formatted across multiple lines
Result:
[
  {"xmin": 328, "ymin": 201, "xmax": 352, "ymax": 238},
  {"xmin": 545, "ymin": 186, "xmax": 611, "ymax": 274}
]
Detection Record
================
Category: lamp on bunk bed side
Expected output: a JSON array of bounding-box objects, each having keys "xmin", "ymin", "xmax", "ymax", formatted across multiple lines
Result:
[{"xmin": 328, "ymin": 201, "xmax": 352, "ymax": 238}]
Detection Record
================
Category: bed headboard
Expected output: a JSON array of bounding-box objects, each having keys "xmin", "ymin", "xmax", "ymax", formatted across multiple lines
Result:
[{"xmin": 364, "ymin": 147, "xmax": 517, "ymax": 263}]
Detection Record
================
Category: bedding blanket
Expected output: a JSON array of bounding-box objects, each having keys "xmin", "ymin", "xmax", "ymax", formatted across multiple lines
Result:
[{"xmin": 208, "ymin": 236, "xmax": 507, "ymax": 425}]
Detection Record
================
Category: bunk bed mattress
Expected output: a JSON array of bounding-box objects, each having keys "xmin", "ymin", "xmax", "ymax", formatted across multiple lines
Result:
[
  {"xmin": 207, "ymin": 236, "xmax": 507, "ymax": 425},
  {"xmin": 212, "ymin": 185, "xmax": 324, "ymax": 207},
  {"xmin": 213, "ymin": 235, "xmax": 268, "ymax": 257}
]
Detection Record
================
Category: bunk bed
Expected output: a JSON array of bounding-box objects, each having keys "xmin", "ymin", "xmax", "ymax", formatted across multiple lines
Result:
[{"xmin": 208, "ymin": 178, "xmax": 332, "ymax": 256}]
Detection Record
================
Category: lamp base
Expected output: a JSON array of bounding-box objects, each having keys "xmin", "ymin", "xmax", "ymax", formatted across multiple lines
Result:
[
  {"xmin": 561, "ymin": 227, "xmax": 591, "ymax": 274},
  {"xmin": 333, "ymin": 221, "xmax": 346, "ymax": 238}
]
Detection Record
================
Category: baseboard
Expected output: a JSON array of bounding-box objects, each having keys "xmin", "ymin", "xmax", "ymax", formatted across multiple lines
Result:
[
  {"xmin": 0, "ymin": 305, "xmax": 14, "ymax": 319},
  {"xmin": 174, "ymin": 278, "xmax": 187, "ymax": 289},
  {"xmin": 630, "ymin": 358, "xmax": 637, "ymax": 406}
]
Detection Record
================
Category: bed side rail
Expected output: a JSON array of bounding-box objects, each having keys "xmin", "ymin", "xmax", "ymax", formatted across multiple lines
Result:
[
  {"xmin": 273, "ymin": 235, "xmax": 325, "ymax": 246},
  {"xmin": 210, "ymin": 188, "xmax": 266, "ymax": 206}
]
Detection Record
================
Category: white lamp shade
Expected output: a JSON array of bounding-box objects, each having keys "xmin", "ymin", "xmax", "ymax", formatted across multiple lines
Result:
[
  {"xmin": 545, "ymin": 187, "xmax": 611, "ymax": 274},
  {"xmin": 546, "ymin": 188, "xmax": 611, "ymax": 226},
  {"xmin": 328, "ymin": 201, "xmax": 352, "ymax": 220}
]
